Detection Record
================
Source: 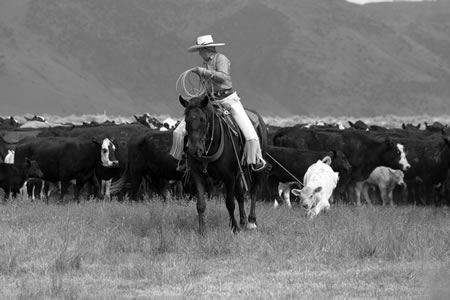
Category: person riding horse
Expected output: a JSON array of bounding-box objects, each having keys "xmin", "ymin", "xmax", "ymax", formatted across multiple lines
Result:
[{"xmin": 170, "ymin": 34, "xmax": 266, "ymax": 172}]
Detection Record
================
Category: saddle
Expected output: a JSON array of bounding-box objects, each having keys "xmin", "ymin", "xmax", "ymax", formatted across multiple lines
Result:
[{"xmin": 213, "ymin": 103, "xmax": 260, "ymax": 141}]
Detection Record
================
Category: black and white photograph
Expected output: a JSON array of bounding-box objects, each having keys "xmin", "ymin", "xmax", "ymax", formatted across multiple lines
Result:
[{"xmin": 0, "ymin": 0, "xmax": 449, "ymax": 298}]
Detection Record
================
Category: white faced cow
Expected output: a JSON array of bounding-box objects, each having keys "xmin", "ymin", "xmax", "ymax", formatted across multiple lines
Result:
[
  {"xmin": 396, "ymin": 144, "xmax": 410, "ymax": 171},
  {"xmin": 4, "ymin": 150, "xmax": 14, "ymax": 164},
  {"xmin": 100, "ymin": 138, "xmax": 118, "ymax": 167},
  {"xmin": 14, "ymin": 137, "xmax": 118, "ymax": 202},
  {"xmin": 95, "ymin": 138, "xmax": 120, "ymax": 200},
  {"xmin": 292, "ymin": 156, "xmax": 339, "ymax": 218},
  {"xmin": 355, "ymin": 166, "xmax": 406, "ymax": 206}
]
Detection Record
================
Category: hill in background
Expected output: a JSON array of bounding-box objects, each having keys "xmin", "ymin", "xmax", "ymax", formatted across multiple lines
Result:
[{"xmin": 0, "ymin": 0, "xmax": 449, "ymax": 117}]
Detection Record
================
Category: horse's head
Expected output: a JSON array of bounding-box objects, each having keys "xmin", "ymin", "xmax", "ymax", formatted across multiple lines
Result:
[{"xmin": 180, "ymin": 95, "xmax": 214, "ymax": 158}]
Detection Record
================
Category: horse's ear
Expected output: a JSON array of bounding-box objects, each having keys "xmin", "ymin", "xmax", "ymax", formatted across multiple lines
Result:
[
  {"xmin": 179, "ymin": 96, "xmax": 190, "ymax": 108},
  {"xmin": 200, "ymin": 95, "xmax": 209, "ymax": 108}
]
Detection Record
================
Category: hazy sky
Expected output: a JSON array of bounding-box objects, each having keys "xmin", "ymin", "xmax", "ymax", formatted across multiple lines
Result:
[{"xmin": 347, "ymin": 0, "xmax": 430, "ymax": 4}]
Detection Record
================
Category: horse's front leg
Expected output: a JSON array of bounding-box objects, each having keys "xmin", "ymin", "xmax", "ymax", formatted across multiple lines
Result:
[
  {"xmin": 224, "ymin": 177, "xmax": 239, "ymax": 233},
  {"xmin": 191, "ymin": 170, "xmax": 207, "ymax": 235},
  {"xmin": 235, "ymin": 178, "xmax": 247, "ymax": 229}
]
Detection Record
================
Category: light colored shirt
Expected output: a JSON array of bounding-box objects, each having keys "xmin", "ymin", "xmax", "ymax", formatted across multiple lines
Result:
[{"xmin": 202, "ymin": 53, "xmax": 233, "ymax": 93}]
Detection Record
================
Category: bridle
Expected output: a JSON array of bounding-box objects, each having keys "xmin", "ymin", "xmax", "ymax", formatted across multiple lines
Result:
[{"xmin": 188, "ymin": 105, "xmax": 225, "ymax": 173}]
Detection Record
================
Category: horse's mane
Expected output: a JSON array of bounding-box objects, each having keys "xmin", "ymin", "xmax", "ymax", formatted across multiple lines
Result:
[{"xmin": 184, "ymin": 96, "xmax": 214, "ymax": 119}]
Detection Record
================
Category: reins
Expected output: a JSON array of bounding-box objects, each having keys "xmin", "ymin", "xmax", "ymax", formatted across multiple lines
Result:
[
  {"xmin": 266, "ymin": 152, "xmax": 304, "ymax": 187},
  {"xmin": 204, "ymin": 116, "xmax": 214, "ymax": 154},
  {"xmin": 221, "ymin": 113, "xmax": 249, "ymax": 192},
  {"xmin": 197, "ymin": 113, "xmax": 224, "ymax": 165}
]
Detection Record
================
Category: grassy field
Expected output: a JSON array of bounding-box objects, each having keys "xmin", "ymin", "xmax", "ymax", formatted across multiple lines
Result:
[{"xmin": 0, "ymin": 197, "xmax": 448, "ymax": 299}]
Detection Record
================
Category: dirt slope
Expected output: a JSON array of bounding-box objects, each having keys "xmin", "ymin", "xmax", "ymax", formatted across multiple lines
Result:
[{"xmin": 0, "ymin": 0, "xmax": 449, "ymax": 117}]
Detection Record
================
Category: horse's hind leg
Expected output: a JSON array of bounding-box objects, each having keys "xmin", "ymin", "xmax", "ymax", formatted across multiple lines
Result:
[
  {"xmin": 224, "ymin": 177, "xmax": 239, "ymax": 233},
  {"xmin": 247, "ymin": 171, "xmax": 265, "ymax": 229},
  {"xmin": 247, "ymin": 194, "xmax": 257, "ymax": 229}
]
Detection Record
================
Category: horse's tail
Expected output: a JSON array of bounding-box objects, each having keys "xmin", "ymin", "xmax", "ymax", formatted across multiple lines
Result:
[{"xmin": 256, "ymin": 111, "xmax": 268, "ymax": 155}]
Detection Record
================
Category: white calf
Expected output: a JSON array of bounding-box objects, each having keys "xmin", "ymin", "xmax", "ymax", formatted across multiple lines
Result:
[
  {"xmin": 292, "ymin": 156, "xmax": 339, "ymax": 218},
  {"xmin": 355, "ymin": 166, "xmax": 406, "ymax": 206}
]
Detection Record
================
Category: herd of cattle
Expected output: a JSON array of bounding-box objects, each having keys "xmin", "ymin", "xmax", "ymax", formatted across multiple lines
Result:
[{"xmin": 0, "ymin": 114, "xmax": 449, "ymax": 217}]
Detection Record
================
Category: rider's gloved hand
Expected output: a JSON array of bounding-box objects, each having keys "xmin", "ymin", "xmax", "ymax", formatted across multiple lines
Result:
[
  {"xmin": 192, "ymin": 67, "xmax": 214, "ymax": 79},
  {"xmin": 191, "ymin": 66, "xmax": 203, "ymax": 75}
]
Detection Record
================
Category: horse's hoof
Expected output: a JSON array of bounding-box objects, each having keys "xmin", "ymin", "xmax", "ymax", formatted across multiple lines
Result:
[{"xmin": 247, "ymin": 222, "xmax": 257, "ymax": 230}]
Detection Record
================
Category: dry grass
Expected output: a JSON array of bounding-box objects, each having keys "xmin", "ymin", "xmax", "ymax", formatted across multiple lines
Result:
[{"xmin": 0, "ymin": 197, "xmax": 448, "ymax": 299}]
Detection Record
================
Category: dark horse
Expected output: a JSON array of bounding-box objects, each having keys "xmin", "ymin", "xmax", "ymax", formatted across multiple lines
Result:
[{"xmin": 180, "ymin": 95, "xmax": 268, "ymax": 234}]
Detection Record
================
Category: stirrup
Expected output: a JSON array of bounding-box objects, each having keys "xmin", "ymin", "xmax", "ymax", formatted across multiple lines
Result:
[{"xmin": 251, "ymin": 160, "xmax": 266, "ymax": 172}]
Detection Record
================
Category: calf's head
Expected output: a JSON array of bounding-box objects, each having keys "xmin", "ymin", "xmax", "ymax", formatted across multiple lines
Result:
[
  {"xmin": 292, "ymin": 186, "xmax": 322, "ymax": 212},
  {"xmin": 389, "ymin": 169, "xmax": 406, "ymax": 187}
]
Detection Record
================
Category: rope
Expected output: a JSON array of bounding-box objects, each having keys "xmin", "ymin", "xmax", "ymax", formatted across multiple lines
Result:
[
  {"xmin": 176, "ymin": 69, "xmax": 207, "ymax": 98},
  {"xmin": 266, "ymin": 152, "xmax": 304, "ymax": 187}
]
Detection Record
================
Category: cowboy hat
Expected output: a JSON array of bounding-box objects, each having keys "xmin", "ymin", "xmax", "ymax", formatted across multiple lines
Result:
[{"xmin": 187, "ymin": 35, "xmax": 225, "ymax": 52}]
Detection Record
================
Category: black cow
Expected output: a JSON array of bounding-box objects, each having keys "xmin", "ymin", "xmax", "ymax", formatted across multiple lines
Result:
[
  {"xmin": 364, "ymin": 129, "xmax": 450, "ymax": 205},
  {"xmin": 0, "ymin": 159, "xmax": 44, "ymax": 201},
  {"xmin": 267, "ymin": 146, "xmax": 352, "ymax": 182},
  {"xmin": 0, "ymin": 127, "xmax": 46, "ymax": 145},
  {"xmin": 0, "ymin": 136, "xmax": 8, "ymax": 162},
  {"xmin": 267, "ymin": 124, "xmax": 284, "ymax": 146},
  {"xmin": 424, "ymin": 121, "xmax": 447, "ymax": 133},
  {"xmin": 402, "ymin": 123, "xmax": 421, "ymax": 131},
  {"xmin": 38, "ymin": 123, "xmax": 148, "ymax": 165},
  {"xmin": 274, "ymin": 128, "xmax": 409, "ymax": 179},
  {"xmin": 348, "ymin": 120, "xmax": 369, "ymax": 130},
  {"xmin": 110, "ymin": 131, "xmax": 185, "ymax": 200},
  {"xmin": 393, "ymin": 135, "xmax": 450, "ymax": 205},
  {"xmin": 266, "ymin": 146, "xmax": 352, "ymax": 206},
  {"xmin": 24, "ymin": 115, "xmax": 46, "ymax": 122},
  {"xmin": 133, "ymin": 113, "xmax": 165, "ymax": 130},
  {"xmin": 38, "ymin": 123, "xmax": 148, "ymax": 199},
  {"xmin": 349, "ymin": 120, "xmax": 387, "ymax": 132},
  {"xmin": 0, "ymin": 116, "xmax": 21, "ymax": 129},
  {"xmin": 14, "ymin": 136, "xmax": 118, "ymax": 202},
  {"xmin": 368, "ymin": 125, "xmax": 388, "ymax": 132},
  {"xmin": 273, "ymin": 127, "xmax": 410, "ymax": 203}
]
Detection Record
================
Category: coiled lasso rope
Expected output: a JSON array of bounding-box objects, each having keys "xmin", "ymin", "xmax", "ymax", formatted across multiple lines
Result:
[{"xmin": 176, "ymin": 68, "xmax": 207, "ymax": 98}]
